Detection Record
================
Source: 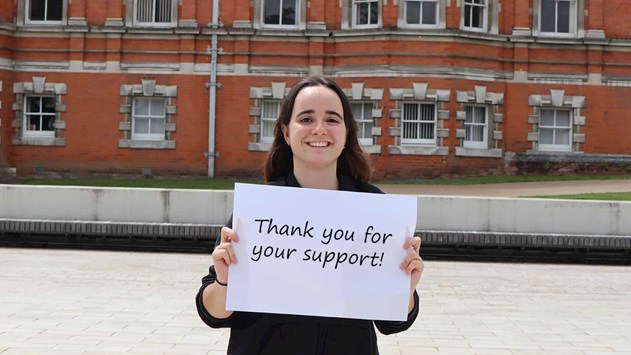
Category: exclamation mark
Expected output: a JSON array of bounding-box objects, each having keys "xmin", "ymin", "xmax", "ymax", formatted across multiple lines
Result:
[{"xmin": 379, "ymin": 252, "xmax": 384, "ymax": 267}]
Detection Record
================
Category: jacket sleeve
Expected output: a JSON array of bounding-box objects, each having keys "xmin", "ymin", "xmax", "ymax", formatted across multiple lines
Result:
[
  {"xmin": 195, "ymin": 216, "xmax": 236, "ymax": 328},
  {"xmin": 373, "ymin": 290, "xmax": 419, "ymax": 335}
]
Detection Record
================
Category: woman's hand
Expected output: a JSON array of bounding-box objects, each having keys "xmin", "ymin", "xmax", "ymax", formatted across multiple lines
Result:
[
  {"xmin": 212, "ymin": 226, "xmax": 240, "ymax": 285},
  {"xmin": 401, "ymin": 236, "xmax": 424, "ymax": 292}
]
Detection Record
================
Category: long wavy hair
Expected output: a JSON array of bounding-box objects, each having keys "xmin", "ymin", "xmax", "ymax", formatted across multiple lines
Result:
[{"xmin": 263, "ymin": 75, "xmax": 372, "ymax": 183}]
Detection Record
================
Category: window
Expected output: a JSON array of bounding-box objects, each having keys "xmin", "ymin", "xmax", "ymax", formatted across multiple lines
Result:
[
  {"xmin": 260, "ymin": 100, "xmax": 280, "ymax": 144},
  {"xmin": 132, "ymin": 98, "xmax": 166, "ymax": 141},
  {"xmin": 404, "ymin": 0, "xmax": 439, "ymax": 27},
  {"xmin": 263, "ymin": 0, "xmax": 297, "ymax": 27},
  {"xmin": 463, "ymin": 105, "xmax": 487, "ymax": 149},
  {"xmin": 540, "ymin": 0, "xmax": 576, "ymax": 34},
  {"xmin": 353, "ymin": 0, "xmax": 379, "ymax": 28},
  {"xmin": 401, "ymin": 103, "xmax": 436, "ymax": 145},
  {"xmin": 25, "ymin": 0, "xmax": 63, "ymax": 24},
  {"xmin": 127, "ymin": 0, "xmax": 177, "ymax": 27},
  {"xmin": 351, "ymin": 102, "xmax": 374, "ymax": 145},
  {"xmin": 462, "ymin": 0, "xmax": 487, "ymax": 32},
  {"xmin": 539, "ymin": 109, "xmax": 572, "ymax": 151},
  {"xmin": 24, "ymin": 96, "xmax": 56, "ymax": 138},
  {"xmin": 119, "ymin": 80, "xmax": 177, "ymax": 149}
]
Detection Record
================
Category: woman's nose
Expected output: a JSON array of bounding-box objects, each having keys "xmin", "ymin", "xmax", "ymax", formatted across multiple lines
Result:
[{"xmin": 311, "ymin": 120, "xmax": 327, "ymax": 134}]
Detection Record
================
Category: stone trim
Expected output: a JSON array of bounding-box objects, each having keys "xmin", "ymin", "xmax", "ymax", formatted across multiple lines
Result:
[
  {"xmin": 12, "ymin": 77, "xmax": 67, "ymax": 147},
  {"xmin": 248, "ymin": 82, "xmax": 289, "ymax": 152},
  {"xmin": 388, "ymin": 82, "xmax": 450, "ymax": 156},
  {"xmin": 118, "ymin": 80, "xmax": 177, "ymax": 150},
  {"xmin": 527, "ymin": 90, "xmax": 586, "ymax": 154},
  {"xmin": 343, "ymin": 83, "xmax": 384, "ymax": 154},
  {"xmin": 455, "ymin": 86, "xmax": 504, "ymax": 158}
]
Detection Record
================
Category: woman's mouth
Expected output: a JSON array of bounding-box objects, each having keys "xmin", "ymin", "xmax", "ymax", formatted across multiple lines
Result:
[{"xmin": 307, "ymin": 141, "xmax": 330, "ymax": 148}]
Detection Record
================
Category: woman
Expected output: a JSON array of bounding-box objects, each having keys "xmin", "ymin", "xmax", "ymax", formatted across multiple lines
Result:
[{"xmin": 195, "ymin": 75, "xmax": 424, "ymax": 354}]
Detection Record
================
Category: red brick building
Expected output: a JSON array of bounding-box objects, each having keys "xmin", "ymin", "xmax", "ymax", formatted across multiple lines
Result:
[{"xmin": 1, "ymin": 0, "xmax": 630, "ymax": 179}]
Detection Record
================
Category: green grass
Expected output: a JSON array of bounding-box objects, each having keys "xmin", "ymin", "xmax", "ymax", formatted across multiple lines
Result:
[
  {"xmin": 531, "ymin": 192, "xmax": 631, "ymax": 201},
  {"xmin": 18, "ymin": 178, "xmax": 263, "ymax": 190},
  {"xmin": 374, "ymin": 174, "xmax": 631, "ymax": 185},
  {"xmin": 15, "ymin": 173, "xmax": 631, "ymax": 190}
]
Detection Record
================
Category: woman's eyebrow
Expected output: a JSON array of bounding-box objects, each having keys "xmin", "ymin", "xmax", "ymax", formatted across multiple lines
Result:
[{"xmin": 295, "ymin": 109, "xmax": 342, "ymax": 119}]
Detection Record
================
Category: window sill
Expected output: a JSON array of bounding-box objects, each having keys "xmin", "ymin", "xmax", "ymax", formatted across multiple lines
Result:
[
  {"xmin": 13, "ymin": 136, "xmax": 65, "ymax": 146},
  {"xmin": 388, "ymin": 145, "xmax": 448, "ymax": 156},
  {"xmin": 248, "ymin": 142, "xmax": 272, "ymax": 152},
  {"xmin": 362, "ymin": 145, "xmax": 382, "ymax": 155},
  {"xmin": 455, "ymin": 147, "xmax": 502, "ymax": 158},
  {"xmin": 118, "ymin": 139, "xmax": 175, "ymax": 149}
]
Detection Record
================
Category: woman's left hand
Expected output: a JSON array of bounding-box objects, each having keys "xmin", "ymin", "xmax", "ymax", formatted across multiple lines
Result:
[{"xmin": 401, "ymin": 236, "xmax": 424, "ymax": 291}]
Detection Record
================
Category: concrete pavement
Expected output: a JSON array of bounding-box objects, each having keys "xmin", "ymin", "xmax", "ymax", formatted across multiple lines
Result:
[{"xmin": 1, "ymin": 247, "xmax": 630, "ymax": 355}]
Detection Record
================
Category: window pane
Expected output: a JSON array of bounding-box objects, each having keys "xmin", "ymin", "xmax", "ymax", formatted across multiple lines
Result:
[
  {"xmin": 471, "ymin": 5, "xmax": 483, "ymax": 28},
  {"xmin": 351, "ymin": 103, "xmax": 363, "ymax": 119},
  {"xmin": 137, "ymin": 0, "xmax": 151, "ymax": 22},
  {"xmin": 557, "ymin": 0, "xmax": 570, "ymax": 33},
  {"xmin": 42, "ymin": 115, "xmax": 55, "ymax": 131},
  {"xmin": 540, "ymin": 110, "xmax": 554, "ymax": 126},
  {"xmin": 357, "ymin": 2, "xmax": 369, "ymax": 25},
  {"xmin": 27, "ymin": 97, "xmax": 41, "ymax": 113},
  {"xmin": 134, "ymin": 117, "xmax": 150, "ymax": 134},
  {"xmin": 370, "ymin": 2, "xmax": 379, "ymax": 24},
  {"xmin": 361, "ymin": 121, "xmax": 372, "ymax": 139},
  {"xmin": 28, "ymin": 115, "xmax": 41, "ymax": 130},
  {"xmin": 540, "ymin": 128, "xmax": 553, "ymax": 144},
  {"xmin": 422, "ymin": 2, "xmax": 437, "ymax": 24},
  {"xmin": 134, "ymin": 99, "xmax": 150, "ymax": 115},
  {"xmin": 150, "ymin": 118, "xmax": 165, "ymax": 134},
  {"xmin": 29, "ymin": 0, "xmax": 46, "ymax": 21},
  {"xmin": 464, "ymin": 5, "xmax": 471, "ymax": 27},
  {"xmin": 474, "ymin": 107, "xmax": 486, "ymax": 123},
  {"xmin": 406, "ymin": 1, "xmax": 421, "ymax": 24},
  {"xmin": 156, "ymin": 0, "xmax": 172, "ymax": 22},
  {"xmin": 541, "ymin": 0, "xmax": 556, "ymax": 32},
  {"xmin": 264, "ymin": 0, "xmax": 281, "ymax": 24},
  {"xmin": 42, "ymin": 97, "xmax": 56, "ymax": 113},
  {"xmin": 556, "ymin": 129, "xmax": 570, "ymax": 145},
  {"xmin": 48, "ymin": 0, "xmax": 63, "ymax": 21},
  {"xmin": 556, "ymin": 110, "xmax": 571, "ymax": 127},
  {"xmin": 281, "ymin": 0, "xmax": 296, "ymax": 25},
  {"xmin": 150, "ymin": 99, "xmax": 166, "ymax": 116}
]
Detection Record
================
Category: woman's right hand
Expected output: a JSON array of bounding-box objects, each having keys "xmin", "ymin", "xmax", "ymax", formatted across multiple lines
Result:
[{"xmin": 212, "ymin": 226, "xmax": 239, "ymax": 285}]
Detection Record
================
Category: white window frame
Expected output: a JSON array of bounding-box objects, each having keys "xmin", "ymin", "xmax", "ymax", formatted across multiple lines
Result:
[
  {"xmin": 352, "ymin": 0, "xmax": 381, "ymax": 29},
  {"xmin": 24, "ymin": 0, "xmax": 65, "ymax": 25},
  {"xmin": 129, "ymin": 0, "xmax": 177, "ymax": 28},
  {"xmin": 538, "ymin": 0, "xmax": 577, "ymax": 37},
  {"xmin": 401, "ymin": 102, "xmax": 437, "ymax": 145},
  {"xmin": 23, "ymin": 95, "xmax": 56, "ymax": 138},
  {"xmin": 538, "ymin": 109, "xmax": 573, "ymax": 152},
  {"xmin": 463, "ymin": 104, "xmax": 488, "ymax": 149},
  {"xmin": 260, "ymin": 100, "xmax": 280, "ymax": 144},
  {"xmin": 461, "ymin": 0, "xmax": 488, "ymax": 33},
  {"xmin": 131, "ymin": 97, "xmax": 167, "ymax": 141},
  {"xmin": 351, "ymin": 101, "xmax": 374, "ymax": 146},
  {"xmin": 402, "ymin": 0, "xmax": 441, "ymax": 29},
  {"xmin": 262, "ymin": 0, "xmax": 299, "ymax": 29}
]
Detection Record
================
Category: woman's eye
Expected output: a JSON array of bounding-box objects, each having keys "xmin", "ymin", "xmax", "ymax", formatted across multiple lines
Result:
[{"xmin": 300, "ymin": 117, "xmax": 312, "ymax": 123}]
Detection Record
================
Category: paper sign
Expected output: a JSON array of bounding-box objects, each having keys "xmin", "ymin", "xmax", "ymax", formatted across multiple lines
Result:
[{"xmin": 226, "ymin": 183, "xmax": 417, "ymax": 321}]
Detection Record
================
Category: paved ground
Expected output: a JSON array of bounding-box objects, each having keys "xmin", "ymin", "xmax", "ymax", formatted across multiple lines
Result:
[
  {"xmin": 377, "ymin": 179, "xmax": 631, "ymax": 197},
  {"xmin": 1, "ymin": 248, "xmax": 630, "ymax": 355}
]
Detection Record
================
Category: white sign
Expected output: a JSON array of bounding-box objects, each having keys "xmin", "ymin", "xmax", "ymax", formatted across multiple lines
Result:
[{"xmin": 226, "ymin": 183, "xmax": 418, "ymax": 321}]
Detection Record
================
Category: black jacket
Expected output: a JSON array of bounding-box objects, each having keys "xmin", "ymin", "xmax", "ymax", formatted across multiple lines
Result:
[{"xmin": 195, "ymin": 173, "xmax": 419, "ymax": 355}]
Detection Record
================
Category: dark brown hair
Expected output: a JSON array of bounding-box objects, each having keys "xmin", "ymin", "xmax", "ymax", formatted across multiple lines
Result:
[{"xmin": 263, "ymin": 75, "xmax": 372, "ymax": 183}]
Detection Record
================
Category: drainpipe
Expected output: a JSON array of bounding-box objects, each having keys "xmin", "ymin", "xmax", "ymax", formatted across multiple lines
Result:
[{"xmin": 206, "ymin": 0, "xmax": 222, "ymax": 177}]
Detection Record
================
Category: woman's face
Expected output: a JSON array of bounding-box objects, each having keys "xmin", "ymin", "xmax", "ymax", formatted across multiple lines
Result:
[{"xmin": 282, "ymin": 85, "xmax": 347, "ymax": 172}]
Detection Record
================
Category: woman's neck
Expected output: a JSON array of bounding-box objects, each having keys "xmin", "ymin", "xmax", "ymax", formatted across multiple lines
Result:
[{"xmin": 292, "ymin": 164, "xmax": 339, "ymax": 190}]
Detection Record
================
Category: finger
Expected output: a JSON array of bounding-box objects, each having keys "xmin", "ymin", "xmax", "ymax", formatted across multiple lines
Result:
[
  {"xmin": 213, "ymin": 244, "xmax": 238, "ymax": 265},
  {"xmin": 400, "ymin": 252, "xmax": 421, "ymax": 270},
  {"xmin": 403, "ymin": 236, "xmax": 421, "ymax": 251},
  {"xmin": 221, "ymin": 227, "xmax": 239, "ymax": 243},
  {"xmin": 406, "ymin": 259, "xmax": 424, "ymax": 275}
]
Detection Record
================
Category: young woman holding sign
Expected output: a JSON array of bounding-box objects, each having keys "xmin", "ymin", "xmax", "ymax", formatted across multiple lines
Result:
[{"xmin": 196, "ymin": 75, "xmax": 424, "ymax": 354}]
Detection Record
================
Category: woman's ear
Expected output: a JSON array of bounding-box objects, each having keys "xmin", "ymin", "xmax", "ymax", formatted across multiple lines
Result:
[{"xmin": 281, "ymin": 124, "xmax": 290, "ymax": 145}]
